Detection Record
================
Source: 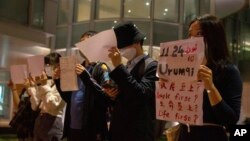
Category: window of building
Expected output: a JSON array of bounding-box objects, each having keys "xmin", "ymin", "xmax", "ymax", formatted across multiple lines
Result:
[
  {"xmin": 183, "ymin": 0, "xmax": 199, "ymax": 25},
  {"xmin": 72, "ymin": 23, "xmax": 90, "ymax": 45},
  {"xmin": 154, "ymin": 0, "xmax": 179, "ymax": 22},
  {"xmin": 31, "ymin": 0, "xmax": 44, "ymax": 28},
  {"xmin": 75, "ymin": 0, "xmax": 91, "ymax": 22},
  {"xmin": 96, "ymin": 0, "xmax": 121, "ymax": 19},
  {"xmin": 0, "ymin": 71, "xmax": 11, "ymax": 120},
  {"xmin": 130, "ymin": 21, "xmax": 150, "ymax": 45},
  {"xmin": 200, "ymin": 0, "xmax": 210, "ymax": 15},
  {"xmin": 56, "ymin": 26, "xmax": 68, "ymax": 49},
  {"xmin": 124, "ymin": 0, "xmax": 151, "ymax": 19},
  {"xmin": 0, "ymin": 0, "xmax": 29, "ymax": 25},
  {"xmin": 94, "ymin": 20, "xmax": 118, "ymax": 31},
  {"xmin": 57, "ymin": 0, "xmax": 71, "ymax": 25},
  {"xmin": 153, "ymin": 22, "xmax": 179, "ymax": 46}
]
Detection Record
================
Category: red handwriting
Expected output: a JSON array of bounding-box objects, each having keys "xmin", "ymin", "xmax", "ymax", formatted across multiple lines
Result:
[
  {"xmin": 158, "ymin": 110, "xmax": 170, "ymax": 118},
  {"xmin": 194, "ymin": 94, "xmax": 198, "ymax": 102},
  {"xmin": 188, "ymin": 105, "xmax": 193, "ymax": 111},
  {"xmin": 189, "ymin": 84, "xmax": 194, "ymax": 92},
  {"xmin": 169, "ymin": 100, "xmax": 174, "ymax": 110},
  {"xmin": 175, "ymin": 113, "xmax": 192, "ymax": 122},
  {"xmin": 177, "ymin": 102, "xmax": 183, "ymax": 111},
  {"xmin": 156, "ymin": 92, "xmax": 170, "ymax": 99},
  {"xmin": 187, "ymin": 104, "xmax": 198, "ymax": 112},
  {"xmin": 179, "ymin": 83, "xmax": 186, "ymax": 91},
  {"xmin": 160, "ymin": 101, "xmax": 165, "ymax": 107},
  {"xmin": 159, "ymin": 81, "xmax": 199, "ymax": 92},
  {"xmin": 174, "ymin": 93, "xmax": 191, "ymax": 102},
  {"xmin": 185, "ymin": 44, "xmax": 197, "ymax": 54},
  {"xmin": 158, "ymin": 81, "xmax": 175, "ymax": 91},
  {"xmin": 187, "ymin": 55, "xmax": 195, "ymax": 62}
]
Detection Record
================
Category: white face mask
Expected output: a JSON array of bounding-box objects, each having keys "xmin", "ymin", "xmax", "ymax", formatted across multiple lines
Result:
[
  {"xmin": 120, "ymin": 47, "xmax": 136, "ymax": 61},
  {"xmin": 44, "ymin": 66, "xmax": 53, "ymax": 77}
]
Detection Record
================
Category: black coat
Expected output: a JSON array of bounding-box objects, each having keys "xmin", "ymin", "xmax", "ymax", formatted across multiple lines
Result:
[
  {"xmin": 109, "ymin": 55, "xmax": 158, "ymax": 141},
  {"xmin": 55, "ymin": 64, "xmax": 108, "ymax": 141}
]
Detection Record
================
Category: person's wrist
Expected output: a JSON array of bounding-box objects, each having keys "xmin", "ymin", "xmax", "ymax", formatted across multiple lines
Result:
[
  {"xmin": 114, "ymin": 63, "xmax": 122, "ymax": 68},
  {"xmin": 12, "ymin": 88, "xmax": 17, "ymax": 91},
  {"xmin": 206, "ymin": 84, "xmax": 216, "ymax": 94}
]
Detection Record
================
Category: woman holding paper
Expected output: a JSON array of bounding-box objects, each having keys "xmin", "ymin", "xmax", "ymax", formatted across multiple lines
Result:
[
  {"xmin": 177, "ymin": 14, "xmax": 243, "ymax": 141},
  {"xmin": 8, "ymin": 81, "xmax": 34, "ymax": 141},
  {"xmin": 26, "ymin": 53, "xmax": 66, "ymax": 141}
]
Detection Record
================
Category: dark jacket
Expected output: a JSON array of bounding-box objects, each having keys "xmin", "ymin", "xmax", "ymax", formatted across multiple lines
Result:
[
  {"xmin": 55, "ymin": 63, "xmax": 109, "ymax": 141},
  {"xmin": 178, "ymin": 64, "xmax": 242, "ymax": 141},
  {"xmin": 109, "ymin": 55, "xmax": 158, "ymax": 141}
]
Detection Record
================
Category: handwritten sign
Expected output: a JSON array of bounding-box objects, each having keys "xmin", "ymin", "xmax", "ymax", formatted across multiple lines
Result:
[
  {"xmin": 156, "ymin": 80, "xmax": 204, "ymax": 125},
  {"xmin": 75, "ymin": 29, "xmax": 117, "ymax": 63},
  {"xmin": 60, "ymin": 56, "xmax": 79, "ymax": 91},
  {"xmin": 10, "ymin": 65, "xmax": 28, "ymax": 84},
  {"xmin": 27, "ymin": 55, "xmax": 44, "ymax": 77},
  {"xmin": 157, "ymin": 37, "xmax": 204, "ymax": 82}
]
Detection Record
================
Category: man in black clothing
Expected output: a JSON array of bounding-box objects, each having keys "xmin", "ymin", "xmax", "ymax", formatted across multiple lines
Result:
[{"xmin": 107, "ymin": 21, "xmax": 158, "ymax": 141}]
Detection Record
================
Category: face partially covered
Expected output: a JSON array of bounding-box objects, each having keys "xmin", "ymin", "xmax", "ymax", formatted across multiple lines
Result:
[
  {"xmin": 189, "ymin": 21, "xmax": 207, "ymax": 65},
  {"xmin": 188, "ymin": 21, "xmax": 203, "ymax": 38},
  {"xmin": 119, "ymin": 44, "xmax": 137, "ymax": 61}
]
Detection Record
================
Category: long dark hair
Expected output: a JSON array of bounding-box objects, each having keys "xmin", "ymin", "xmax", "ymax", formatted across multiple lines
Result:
[{"xmin": 190, "ymin": 14, "xmax": 231, "ymax": 70}]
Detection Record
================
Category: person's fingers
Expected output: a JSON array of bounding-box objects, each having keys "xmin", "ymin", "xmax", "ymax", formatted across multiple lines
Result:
[
  {"xmin": 75, "ymin": 64, "xmax": 85, "ymax": 75},
  {"xmin": 8, "ymin": 80, "xmax": 13, "ymax": 87},
  {"xmin": 114, "ymin": 47, "xmax": 120, "ymax": 53}
]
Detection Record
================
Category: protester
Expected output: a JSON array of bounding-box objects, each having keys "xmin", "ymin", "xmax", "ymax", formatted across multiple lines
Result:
[
  {"xmin": 177, "ymin": 14, "xmax": 243, "ymax": 141},
  {"xmin": 107, "ymin": 21, "xmax": 158, "ymax": 141},
  {"xmin": 54, "ymin": 30, "xmax": 117, "ymax": 141},
  {"xmin": 8, "ymin": 81, "xmax": 34, "ymax": 141},
  {"xmin": 25, "ymin": 53, "xmax": 66, "ymax": 141}
]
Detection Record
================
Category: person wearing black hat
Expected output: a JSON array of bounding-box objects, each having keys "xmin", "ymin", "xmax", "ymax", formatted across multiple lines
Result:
[{"xmin": 107, "ymin": 21, "xmax": 158, "ymax": 141}]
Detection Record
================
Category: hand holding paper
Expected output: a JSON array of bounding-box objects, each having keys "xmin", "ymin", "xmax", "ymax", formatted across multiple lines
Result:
[
  {"xmin": 75, "ymin": 64, "xmax": 85, "ymax": 75},
  {"xmin": 108, "ymin": 47, "xmax": 122, "ymax": 67}
]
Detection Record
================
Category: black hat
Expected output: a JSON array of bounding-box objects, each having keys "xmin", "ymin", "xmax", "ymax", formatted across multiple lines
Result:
[{"xmin": 114, "ymin": 21, "xmax": 145, "ymax": 49}]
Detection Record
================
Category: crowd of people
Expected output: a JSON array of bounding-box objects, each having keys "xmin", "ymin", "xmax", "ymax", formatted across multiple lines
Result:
[{"xmin": 8, "ymin": 14, "xmax": 242, "ymax": 141}]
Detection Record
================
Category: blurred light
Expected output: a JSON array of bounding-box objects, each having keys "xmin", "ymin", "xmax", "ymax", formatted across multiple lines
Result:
[
  {"xmin": 164, "ymin": 8, "xmax": 168, "ymax": 12},
  {"xmin": 128, "ymin": 10, "xmax": 131, "ymax": 13},
  {"xmin": 114, "ymin": 20, "xmax": 117, "ymax": 23},
  {"xmin": 33, "ymin": 46, "xmax": 50, "ymax": 51},
  {"xmin": 163, "ymin": 13, "xmax": 166, "ymax": 15},
  {"xmin": 244, "ymin": 41, "xmax": 250, "ymax": 46},
  {"xmin": 145, "ymin": 2, "xmax": 150, "ymax": 6},
  {"xmin": 243, "ymin": 47, "xmax": 250, "ymax": 51}
]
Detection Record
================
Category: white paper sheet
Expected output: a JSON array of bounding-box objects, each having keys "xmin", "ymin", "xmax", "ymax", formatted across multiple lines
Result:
[
  {"xmin": 10, "ymin": 65, "xmax": 28, "ymax": 84},
  {"xmin": 157, "ymin": 37, "xmax": 205, "ymax": 82},
  {"xmin": 27, "ymin": 55, "xmax": 44, "ymax": 77},
  {"xmin": 75, "ymin": 29, "xmax": 117, "ymax": 63},
  {"xmin": 60, "ymin": 56, "xmax": 79, "ymax": 91}
]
